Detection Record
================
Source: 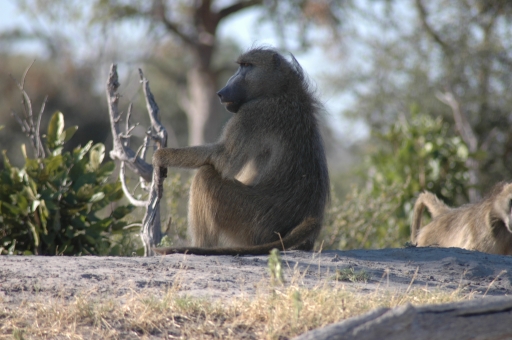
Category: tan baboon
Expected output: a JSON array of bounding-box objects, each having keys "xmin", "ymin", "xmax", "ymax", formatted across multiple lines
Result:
[
  {"xmin": 152, "ymin": 47, "xmax": 329, "ymax": 256},
  {"xmin": 411, "ymin": 182, "xmax": 512, "ymax": 255}
]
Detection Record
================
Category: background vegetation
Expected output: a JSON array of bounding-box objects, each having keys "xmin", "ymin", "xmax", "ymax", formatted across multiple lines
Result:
[
  {"xmin": 1, "ymin": 0, "xmax": 512, "ymax": 254},
  {"xmin": 0, "ymin": 111, "xmax": 135, "ymax": 255}
]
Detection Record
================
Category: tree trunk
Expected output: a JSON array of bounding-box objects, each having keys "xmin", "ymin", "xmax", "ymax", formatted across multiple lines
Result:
[{"xmin": 185, "ymin": 67, "xmax": 224, "ymax": 145}]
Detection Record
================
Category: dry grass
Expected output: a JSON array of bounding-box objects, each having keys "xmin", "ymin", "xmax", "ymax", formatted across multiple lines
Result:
[{"xmin": 1, "ymin": 272, "xmax": 476, "ymax": 340}]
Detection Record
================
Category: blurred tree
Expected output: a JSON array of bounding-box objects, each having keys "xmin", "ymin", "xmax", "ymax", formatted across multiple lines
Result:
[
  {"xmin": 331, "ymin": 0, "xmax": 512, "ymax": 199},
  {"xmin": 13, "ymin": 0, "xmax": 348, "ymax": 146}
]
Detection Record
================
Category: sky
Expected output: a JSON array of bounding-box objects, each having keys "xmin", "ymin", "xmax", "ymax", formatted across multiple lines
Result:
[{"xmin": 0, "ymin": 1, "xmax": 369, "ymax": 141}]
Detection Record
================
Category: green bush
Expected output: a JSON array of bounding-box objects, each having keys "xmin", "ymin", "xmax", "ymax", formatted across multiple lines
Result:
[
  {"xmin": 321, "ymin": 182, "xmax": 407, "ymax": 250},
  {"xmin": 321, "ymin": 108, "xmax": 470, "ymax": 250},
  {"xmin": 158, "ymin": 172, "xmax": 191, "ymax": 247},
  {"xmin": 0, "ymin": 112, "xmax": 135, "ymax": 255}
]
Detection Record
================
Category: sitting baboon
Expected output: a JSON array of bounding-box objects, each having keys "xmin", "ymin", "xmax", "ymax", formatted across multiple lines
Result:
[
  {"xmin": 152, "ymin": 47, "xmax": 329, "ymax": 255},
  {"xmin": 411, "ymin": 182, "xmax": 512, "ymax": 255}
]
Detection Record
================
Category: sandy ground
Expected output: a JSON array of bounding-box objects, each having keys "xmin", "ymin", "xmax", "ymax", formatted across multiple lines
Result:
[{"xmin": 1, "ymin": 246, "xmax": 511, "ymax": 306}]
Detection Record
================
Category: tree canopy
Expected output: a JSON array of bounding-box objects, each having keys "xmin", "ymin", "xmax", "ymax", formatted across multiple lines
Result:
[{"xmin": 332, "ymin": 0, "xmax": 512, "ymax": 198}]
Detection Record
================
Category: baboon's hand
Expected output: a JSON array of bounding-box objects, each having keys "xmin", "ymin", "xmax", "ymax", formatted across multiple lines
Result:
[{"xmin": 152, "ymin": 148, "xmax": 169, "ymax": 168}]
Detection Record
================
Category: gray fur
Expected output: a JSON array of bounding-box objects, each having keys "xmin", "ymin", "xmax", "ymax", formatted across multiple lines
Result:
[{"xmin": 153, "ymin": 48, "xmax": 329, "ymax": 255}]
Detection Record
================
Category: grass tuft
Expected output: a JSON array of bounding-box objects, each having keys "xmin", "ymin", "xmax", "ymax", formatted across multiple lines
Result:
[
  {"xmin": 1, "ymin": 277, "xmax": 475, "ymax": 339},
  {"xmin": 333, "ymin": 267, "xmax": 371, "ymax": 283}
]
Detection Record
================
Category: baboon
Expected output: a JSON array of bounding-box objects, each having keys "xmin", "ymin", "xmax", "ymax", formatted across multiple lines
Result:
[
  {"xmin": 152, "ymin": 47, "xmax": 329, "ymax": 256},
  {"xmin": 411, "ymin": 182, "xmax": 512, "ymax": 255}
]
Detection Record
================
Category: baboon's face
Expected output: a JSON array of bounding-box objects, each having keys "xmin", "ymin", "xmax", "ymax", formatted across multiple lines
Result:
[
  {"xmin": 494, "ymin": 184, "xmax": 512, "ymax": 233},
  {"xmin": 217, "ymin": 50, "xmax": 287, "ymax": 113},
  {"xmin": 217, "ymin": 63, "xmax": 251, "ymax": 113}
]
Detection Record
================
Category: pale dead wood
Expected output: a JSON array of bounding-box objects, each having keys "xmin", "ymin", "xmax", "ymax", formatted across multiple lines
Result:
[
  {"xmin": 10, "ymin": 61, "xmax": 47, "ymax": 158},
  {"xmin": 106, "ymin": 64, "xmax": 153, "ymax": 182},
  {"xmin": 295, "ymin": 297, "xmax": 512, "ymax": 340},
  {"xmin": 436, "ymin": 91, "xmax": 480, "ymax": 202},
  {"xmin": 436, "ymin": 91, "xmax": 477, "ymax": 152},
  {"xmin": 106, "ymin": 64, "xmax": 168, "ymax": 256},
  {"xmin": 119, "ymin": 162, "xmax": 147, "ymax": 207}
]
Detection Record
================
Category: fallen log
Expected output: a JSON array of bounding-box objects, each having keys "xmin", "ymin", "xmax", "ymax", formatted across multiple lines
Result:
[{"xmin": 294, "ymin": 297, "xmax": 512, "ymax": 340}]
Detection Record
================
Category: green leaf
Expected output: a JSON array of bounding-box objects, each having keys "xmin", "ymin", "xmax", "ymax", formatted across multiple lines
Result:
[
  {"xmin": 21, "ymin": 144, "xmax": 28, "ymax": 159},
  {"xmin": 73, "ymin": 173, "xmax": 96, "ymax": 192},
  {"xmin": 52, "ymin": 147, "xmax": 64, "ymax": 156},
  {"xmin": 89, "ymin": 192, "xmax": 105, "ymax": 203},
  {"xmin": 46, "ymin": 155, "xmax": 64, "ymax": 174},
  {"xmin": 73, "ymin": 141, "xmax": 93, "ymax": 161},
  {"xmin": 2, "ymin": 201, "xmax": 21, "ymax": 215},
  {"xmin": 24, "ymin": 158, "xmax": 40, "ymax": 172},
  {"xmin": 112, "ymin": 205, "xmax": 135, "ymax": 219},
  {"xmin": 2, "ymin": 150, "xmax": 11, "ymax": 169},
  {"xmin": 88, "ymin": 143, "xmax": 105, "ymax": 171},
  {"xmin": 21, "ymin": 184, "xmax": 36, "ymax": 200},
  {"xmin": 97, "ymin": 161, "xmax": 116, "ymax": 179},
  {"xmin": 63, "ymin": 126, "xmax": 78, "ymax": 143},
  {"xmin": 47, "ymin": 111, "xmax": 65, "ymax": 151}
]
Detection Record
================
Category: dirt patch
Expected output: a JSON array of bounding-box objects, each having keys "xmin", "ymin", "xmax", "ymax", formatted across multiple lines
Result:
[{"xmin": 1, "ymin": 247, "xmax": 511, "ymax": 306}]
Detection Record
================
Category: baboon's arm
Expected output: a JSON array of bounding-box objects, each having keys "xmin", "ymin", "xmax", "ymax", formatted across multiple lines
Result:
[
  {"xmin": 153, "ymin": 217, "xmax": 319, "ymax": 256},
  {"xmin": 153, "ymin": 144, "xmax": 221, "ymax": 169}
]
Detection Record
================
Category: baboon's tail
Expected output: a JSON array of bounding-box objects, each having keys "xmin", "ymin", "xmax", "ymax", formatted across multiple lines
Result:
[
  {"xmin": 153, "ymin": 217, "xmax": 319, "ymax": 256},
  {"xmin": 411, "ymin": 191, "xmax": 450, "ymax": 244}
]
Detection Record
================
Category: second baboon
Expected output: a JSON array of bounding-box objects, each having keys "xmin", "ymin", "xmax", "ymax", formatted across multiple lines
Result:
[
  {"xmin": 411, "ymin": 182, "xmax": 512, "ymax": 255},
  {"xmin": 152, "ymin": 47, "xmax": 329, "ymax": 256}
]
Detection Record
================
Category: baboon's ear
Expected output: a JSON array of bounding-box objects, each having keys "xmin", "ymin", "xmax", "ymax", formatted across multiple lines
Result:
[{"xmin": 289, "ymin": 53, "xmax": 304, "ymax": 80}]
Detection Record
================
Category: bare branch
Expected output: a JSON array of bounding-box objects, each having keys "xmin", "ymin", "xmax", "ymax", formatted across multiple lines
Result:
[
  {"xmin": 136, "ymin": 133, "xmax": 152, "ymax": 192},
  {"xmin": 436, "ymin": 90, "xmax": 481, "ymax": 202},
  {"xmin": 106, "ymin": 64, "xmax": 175, "ymax": 255},
  {"xmin": 11, "ymin": 110, "xmax": 26, "ymax": 132},
  {"xmin": 415, "ymin": 0, "xmax": 450, "ymax": 54},
  {"xmin": 123, "ymin": 223, "xmax": 143, "ymax": 230},
  {"xmin": 120, "ymin": 104, "xmax": 141, "ymax": 147},
  {"xmin": 137, "ymin": 68, "xmax": 171, "ymax": 256},
  {"xmin": 35, "ymin": 95, "xmax": 47, "ymax": 158},
  {"xmin": 436, "ymin": 91, "xmax": 478, "ymax": 152},
  {"xmin": 124, "ymin": 103, "xmax": 133, "ymax": 146},
  {"xmin": 138, "ymin": 68, "xmax": 171, "ymax": 150},
  {"xmin": 10, "ymin": 63, "xmax": 46, "ymax": 158},
  {"xmin": 119, "ymin": 162, "xmax": 148, "ymax": 207},
  {"xmin": 139, "ymin": 131, "xmax": 151, "ymax": 163},
  {"xmin": 152, "ymin": 0, "xmax": 197, "ymax": 47},
  {"xmin": 140, "ymin": 166, "xmax": 165, "ymax": 256},
  {"xmin": 106, "ymin": 64, "xmax": 153, "ymax": 182},
  {"xmin": 20, "ymin": 60, "xmax": 36, "ymax": 120},
  {"xmin": 217, "ymin": 0, "xmax": 261, "ymax": 21}
]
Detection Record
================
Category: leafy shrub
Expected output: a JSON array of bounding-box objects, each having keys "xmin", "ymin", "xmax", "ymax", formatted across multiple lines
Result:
[
  {"xmin": 0, "ymin": 112, "xmax": 135, "ymax": 255},
  {"xmin": 320, "ymin": 182, "xmax": 407, "ymax": 250},
  {"xmin": 321, "ymin": 109, "xmax": 470, "ymax": 250},
  {"xmin": 158, "ymin": 172, "xmax": 191, "ymax": 247}
]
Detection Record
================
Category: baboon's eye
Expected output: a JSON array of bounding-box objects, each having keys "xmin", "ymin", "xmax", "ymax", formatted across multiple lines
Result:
[{"xmin": 239, "ymin": 62, "xmax": 252, "ymax": 68}]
